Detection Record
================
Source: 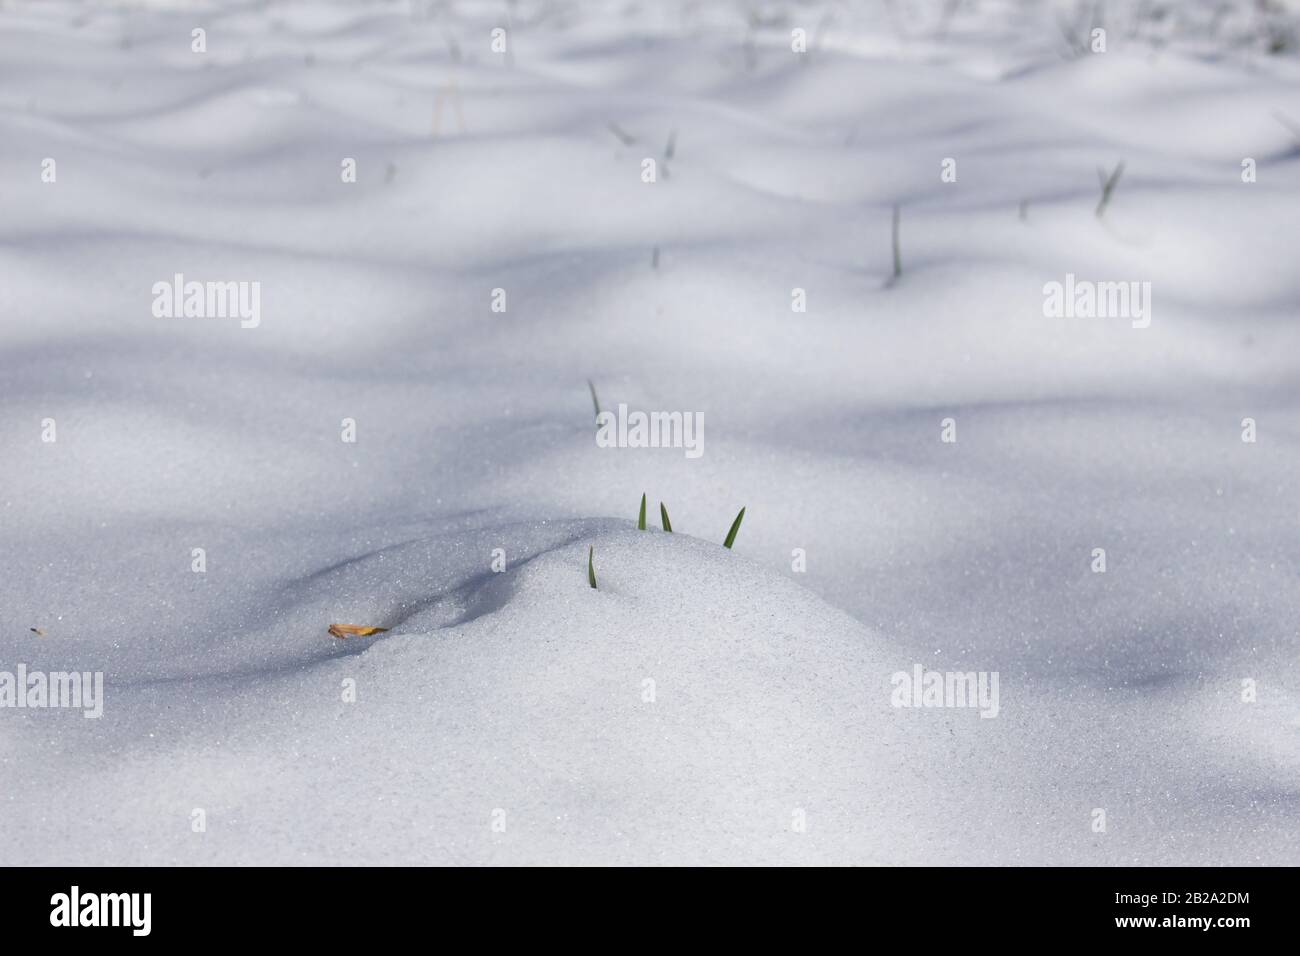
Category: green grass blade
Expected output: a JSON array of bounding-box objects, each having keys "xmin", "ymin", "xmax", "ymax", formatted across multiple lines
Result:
[
  {"xmin": 723, "ymin": 506, "xmax": 745, "ymax": 549},
  {"xmin": 1096, "ymin": 161, "xmax": 1124, "ymax": 217},
  {"xmin": 638, "ymin": 493, "xmax": 647, "ymax": 530},
  {"xmin": 660, "ymin": 502, "xmax": 672, "ymax": 532},
  {"xmin": 588, "ymin": 545, "xmax": 597, "ymax": 589},
  {"xmin": 891, "ymin": 203, "xmax": 902, "ymax": 279}
]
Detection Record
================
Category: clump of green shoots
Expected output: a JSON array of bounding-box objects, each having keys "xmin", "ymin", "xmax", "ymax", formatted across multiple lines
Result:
[
  {"xmin": 587, "ymin": 496, "xmax": 745, "ymax": 588},
  {"xmin": 641, "ymin": 493, "xmax": 744, "ymax": 547}
]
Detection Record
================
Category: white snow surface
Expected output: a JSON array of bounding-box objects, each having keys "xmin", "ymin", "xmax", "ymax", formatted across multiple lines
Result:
[{"xmin": 2, "ymin": 0, "xmax": 1299, "ymax": 865}]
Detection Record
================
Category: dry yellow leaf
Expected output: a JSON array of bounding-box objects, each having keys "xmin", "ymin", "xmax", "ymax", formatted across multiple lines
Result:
[{"xmin": 328, "ymin": 623, "xmax": 389, "ymax": 640}]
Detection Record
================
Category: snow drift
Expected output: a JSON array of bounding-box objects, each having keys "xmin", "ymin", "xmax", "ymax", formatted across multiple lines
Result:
[{"xmin": 1, "ymin": 0, "xmax": 1298, "ymax": 865}]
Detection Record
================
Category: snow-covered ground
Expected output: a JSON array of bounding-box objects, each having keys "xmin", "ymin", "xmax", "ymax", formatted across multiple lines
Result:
[{"xmin": 2, "ymin": 0, "xmax": 1299, "ymax": 865}]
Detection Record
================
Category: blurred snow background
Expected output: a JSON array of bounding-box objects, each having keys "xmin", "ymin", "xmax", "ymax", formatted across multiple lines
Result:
[{"xmin": 1, "ymin": 0, "xmax": 1298, "ymax": 864}]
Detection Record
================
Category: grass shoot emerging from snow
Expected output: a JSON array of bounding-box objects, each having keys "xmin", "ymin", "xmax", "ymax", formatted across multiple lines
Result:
[
  {"xmin": 638, "ymin": 493, "xmax": 647, "ymax": 530},
  {"xmin": 887, "ymin": 203, "xmax": 902, "ymax": 285},
  {"xmin": 723, "ymin": 507, "xmax": 746, "ymax": 549},
  {"xmin": 606, "ymin": 120, "xmax": 636, "ymax": 146},
  {"xmin": 1096, "ymin": 161, "xmax": 1125, "ymax": 217},
  {"xmin": 660, "ymin": 502, "xmax": 672, "ymax": 532},
  {"xmin": 587, "ymin": 545, "xmax": 597, "ymax": 589}
]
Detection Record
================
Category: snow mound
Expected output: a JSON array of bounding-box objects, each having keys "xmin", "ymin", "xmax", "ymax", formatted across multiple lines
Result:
[
  {"xmin": 1, "ymin": 522, "xmax": 955, "ymax": 865},
  {"xmin": 8, "ymin": 519, "xmax": 1289, "ymax": 865}
]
